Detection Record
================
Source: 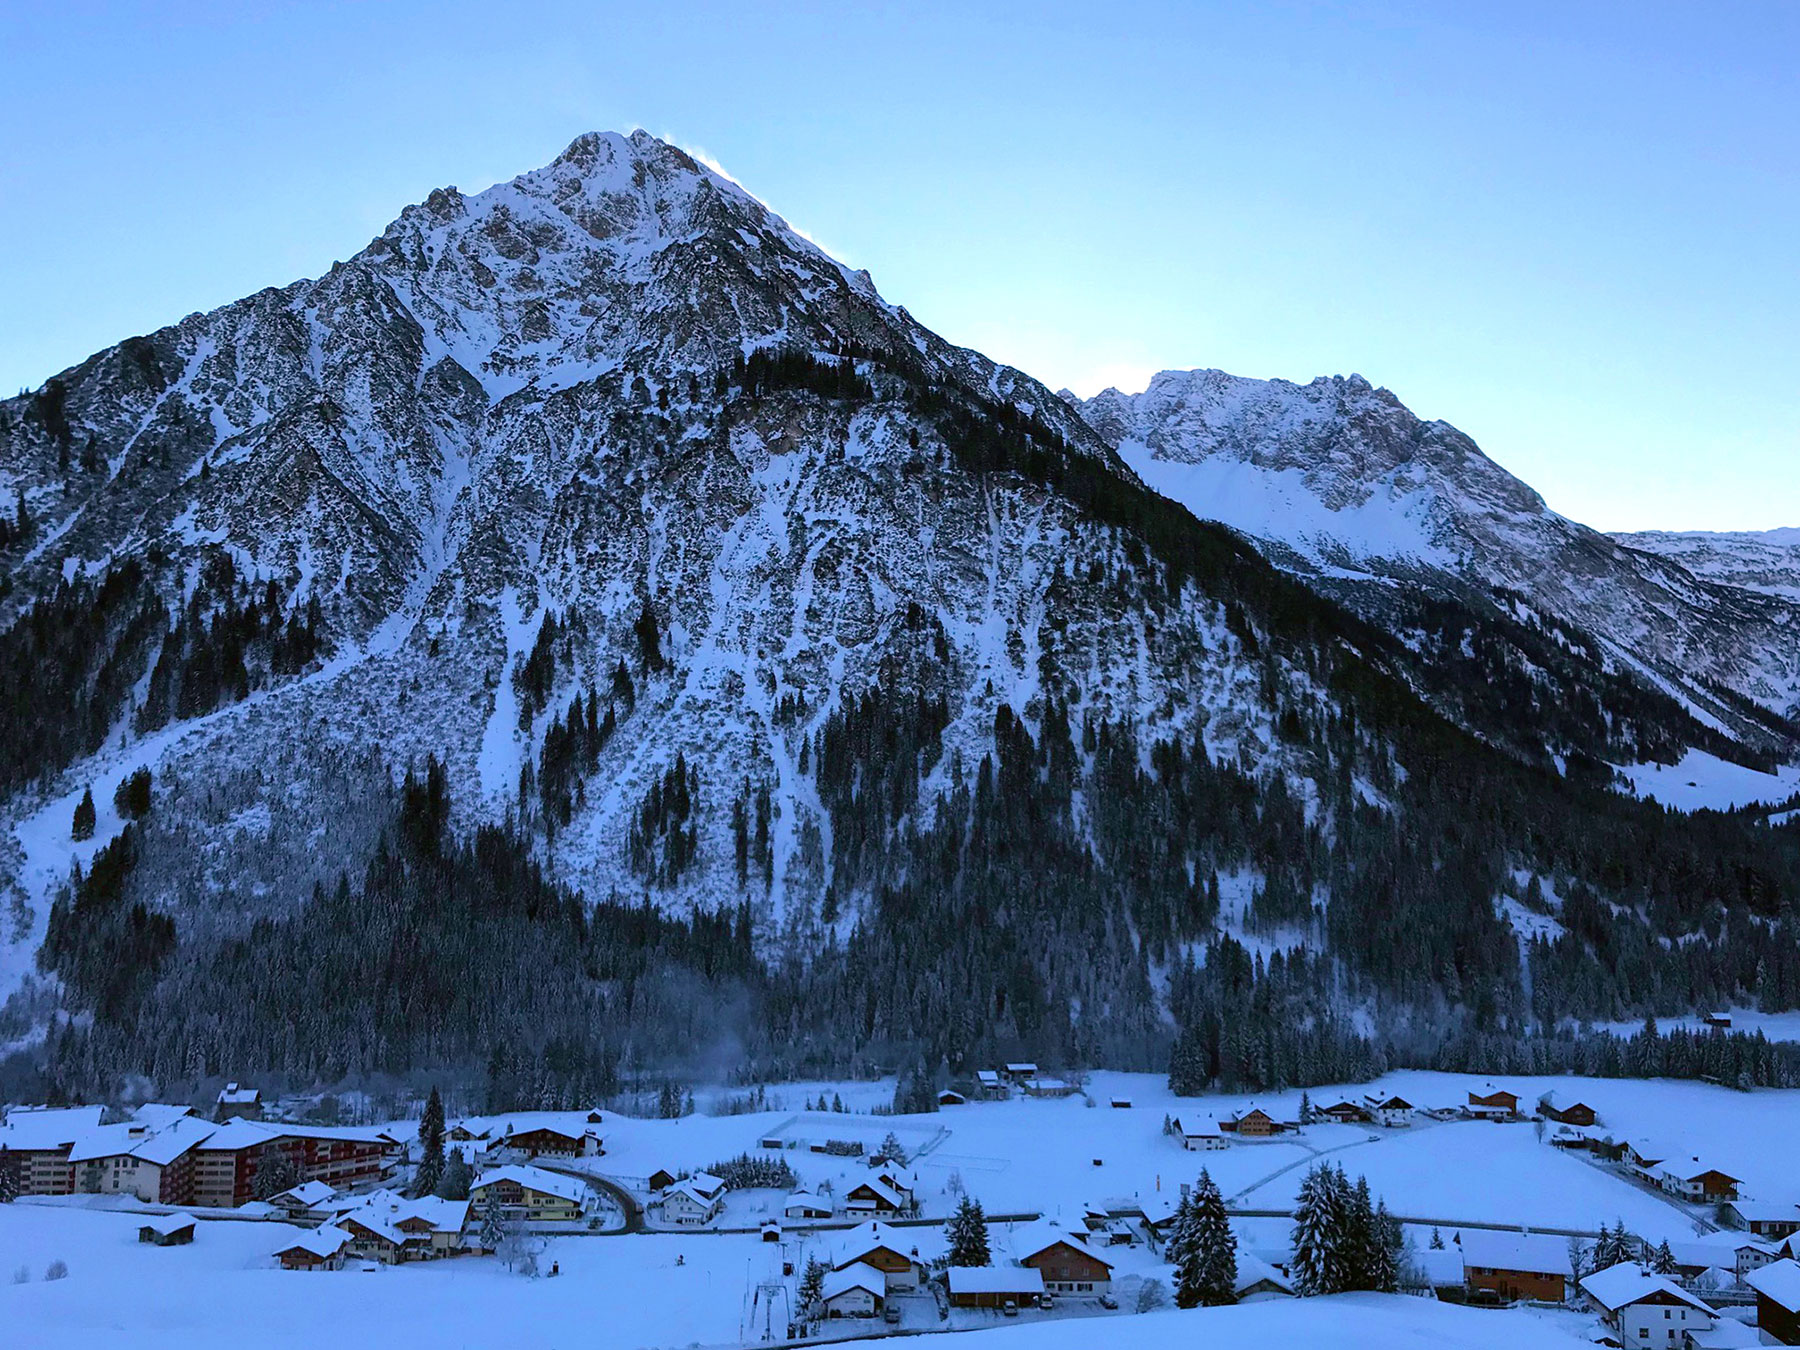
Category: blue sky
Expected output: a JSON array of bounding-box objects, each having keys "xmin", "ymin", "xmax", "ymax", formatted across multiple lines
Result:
[{"xmin": 2, "ymin": 2, "xmax": 1795, "ymax": 531}]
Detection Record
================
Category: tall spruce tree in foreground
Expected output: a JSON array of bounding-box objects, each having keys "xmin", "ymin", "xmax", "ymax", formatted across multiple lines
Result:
[
  {"xmin": 1370, "ymin": 1201, "xmax": 1402, "ymax": 1293},
  {"xmin": 1170, "ymin": 1192, "xmax": 1203, "ymax": 1308},
  {"xmin": 947, "ymin": 1195, "xmax": 992, "ymax": 1266},
  {"xmin": 1191, "ymin": 1169, "xmax": 1239, "ymax": 1306},
  {"xmin": 1290, "ymin": 1163, "xmax": 1348, "ymax": 1295},
  {"xmin": 414, "ymin": 1086, "xmax": 445, "ymax": 1197},
  {"xmin": 1343, "ymin": 1173, "xmax": 1374, "ymax": 1290}
]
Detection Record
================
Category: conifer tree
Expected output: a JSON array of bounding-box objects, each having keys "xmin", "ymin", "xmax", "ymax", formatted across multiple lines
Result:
[
  {"xmin": 415, "ymin": 1086, "xmax": 445, "ymax": 1197},
  {"xmin": 479, "ymin": 1191, "xmax": 505, "ymax": 1252},
  {"xmin": 71, "ymin": 787, "xmax": 96, "ymax": 841},
  {"xmin": 799, "ymin": 1256, "xmax": 828, "ymax": 1311},
  {"xmin": 1170, "ymin": 1192, "xmax": 1203, "ymax": 1308},
  {"xmin": 1651, "ymin": 1239, "xmax": 1677, "ymax": 1276},
  {"xmin": 436, "ymin": 1150, "xmax": 472, "ymax": 1201},
  {"xmin": 947, "ymin": 1195, "xmax": 992, "ymax": 1266},
  {"xmin": 1290, "ymin": 1163, "xmax": 1348, "ymax": 1295},
  {"xmin": 1343, "ymin": 1172, "xmax": 1374, "ymax": 1289},
  {"xmin": 1191, "ymin": 1169, "xmax": 1238, "ymax": 1306},
  {"xmin": 1370, "ymin": 1201, "xmax": 1402, "ymax": 1293}
]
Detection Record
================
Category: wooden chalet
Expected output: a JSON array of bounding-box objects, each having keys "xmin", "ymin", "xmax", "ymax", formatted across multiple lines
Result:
[
  {"xmin": 1466, "ymin": 1087, "xmax": 1519, "ymax": 1119},
  {"xmin": 1539, "ymin": 1099, "xmax": 1599, "ymax": 1127},
  {"xmin": 1015, "ymin": 1226, "xmax": 1115, "ymax": 1294},
  {"xmin": 137, "ymin": 1213, "xmax": 196, "ymax": 1246},
  {"xmin": 1221, "ymin": 1105, "xmax": 1290, "ymax": 1137},
  {"xmin": 1748, "ymin": 1259, "xmax": 1800, "ymax": 1345},
  {"xmin": 947, "ymin": 1265, "xmax": 1045, "ymax": 1308},
  {"xmin": 470, "ymin": 1164, "xmax": 589, "ymax": 1223},
  {"xmin": 275, "ymin": 1226, "xmax": 350, "ymax": 1272},
  {"xmin": 833, "ymin": 1222, "xmax": 928, "ymax": 1292},
  {"xmin": 1461, "ymin": 1230, "xmax": 1570, "ymax": 1303},
  {"xmin": 1318, "ymin": 1100, "xmax": 1370, "ymax": 1125},
  {"xmin": 500, "ymin": 1124, "xmax": 603, "ymax": 1159}
]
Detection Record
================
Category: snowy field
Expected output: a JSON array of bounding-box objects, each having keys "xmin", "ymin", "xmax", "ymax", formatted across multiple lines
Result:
[
  {"xmin": 6, "ymin": 1068, "xmax": 1798, "ymax": 1348},
  {"xmin": 1616, "ymin": 747, "xmax": 1800, "ymax": 811}
]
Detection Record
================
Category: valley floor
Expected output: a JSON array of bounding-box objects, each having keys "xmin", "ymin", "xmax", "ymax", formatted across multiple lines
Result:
[{"xmin": 3, "ymin": 1069, "xmax": 1791, "ymax": 1349}]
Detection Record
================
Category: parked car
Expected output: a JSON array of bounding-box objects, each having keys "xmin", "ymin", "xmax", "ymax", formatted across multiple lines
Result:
[
  {"xmin": 1098, "ymin": 1293, "xmax": 1118, "ymax": 1310},
  {"xmin": 1002, "ymin": 1300, "xmax": 1019, "ymax": 1318},
  {"xmin": 883, "ymin": 1305, "xmax": 901, "ymax": 1325}
]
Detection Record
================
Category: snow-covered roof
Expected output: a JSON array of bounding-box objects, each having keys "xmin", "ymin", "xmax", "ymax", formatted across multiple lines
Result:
[
  {"xmin": 666, "ymin": 1179, "xmax": 722, "ymax": 1207},
  {"xmin": 1009, "ymin": 1222, "xmax": 1113, "ymax": 1268},
  {"xmin": 947, "ymin": 1265, "xmax": 1044, "ymax": 1295},
  {"xmin": 834, "ymin": 1220, "xmax": 937, "ymax": 1267},
  {"xmin": 278, "ymin": 1225, "xmax": 351, "ymax": 1259},
  {"xmin": 848, "ymin": 1175, "xmax": 906, "ymax": 1207},
  {"xmin": 0, "ymin": 1105, "xmax": 106, "ymax": 1149},
  {"xmin": 67, "ymin": 1122, "xmax": 151, "ymax": 1163},
  {"xmin": 821, "ymin": 1265, "xmax": 886, "ymax": 1301},
  {"xmin": 1004, "ymin": 1063, "xmax": 1037, "ymax": 1074},
  {"xmin": 273, "ymin": 1180, "xmax": 339, "ymax": 1207},
  {"xmin": 337, "ymin": 1192, "xmax": 468, "ymax": 1236},
  {"xmin": 1724, "ymin": 1197, "xmax": 1800, "ymax": 1221},
  {"xmin": 1582, "ymin": 1262, "xmax": 1715, "ymax": 1315},
  {"xmin": 129, "ymin": 1115, "xmax": 220, "ymax": 1166},
  {"xmin": 976, "ymin": 1071, "xmax": 1001, "ymax": 1084},
  {"xmin": 1671, "ymin": 1236, "xmax": 1774, "ymax": 1268},
  {"xmin": 195, "ymin": 1119, "xmax": 279, "ymax": 1151},
  {"xmin": 474, "ymin": 1165, "xmax": 588, "ymax": 1204},
  {"xmin": 1460, "ymin": 1230, "xmax": 1571, "ymax": 1276},
  {"xmin": 1660, "ymin": 1156, "xmax": 1741, "ymax": 1183},
  {"xmin": 785, "ymin": 1190, "xmax": 827, "ymax": 1209},
  {"xmin": 1234, "ymin": 1251, "xmax": 1294, "ymax": 1295},
  {"xmin": 1747, "ymin": 1259, "xmax": 1800, "ymax": 1312},
  {"xmin": 1688, "ymin": 1319, "xmax": 1763, "ymax": 1350},
  {"xmin": 687, "ymin": 1170, "xmax": 726, "ymax": 1196},
  {"xmin": 129, "ymin": 1103, "xmax": 197, "ymax": 1130},
  {"xmin": 141, "ymin": 1212, "xmax": 197, "ymax": 1236},
  {"xmin": 217, "ymin": 1083, "xmax": 260, "ymax": 1104},
  {"xmin": 1411, "ymin": 1247, "xmax": 1465, "ymax": 1286}
]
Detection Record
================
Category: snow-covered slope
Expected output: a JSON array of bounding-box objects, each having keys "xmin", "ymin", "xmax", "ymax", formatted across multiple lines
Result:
[
  {"xmin": 1078, "ymin": 370, "xmax": 1800, "ymax": 755},
  {"xmin": 1614, "ymin": 526, "xmax": 1800, "ymax": 603}
]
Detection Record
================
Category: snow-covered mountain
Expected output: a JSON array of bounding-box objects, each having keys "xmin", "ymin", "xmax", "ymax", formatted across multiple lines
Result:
[
  {"xmin": 6, "ymin": 130, "xmax": 1799, "ymax": 1083},
  {"xmin": 1077, "ymin": 369, "xmax": 1800, "ymax": 758},
  {"xmin": 0, "ymin": 131, "xmax": 1285, "ymax": 999}
]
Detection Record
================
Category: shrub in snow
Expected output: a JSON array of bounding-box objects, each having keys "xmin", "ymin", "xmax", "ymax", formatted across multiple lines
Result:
[
  {"xmin": 11, "ymin": 1265, "xmax": 29, "ymax": 1285},
  {"xmin": 45, "ymin": 1259, "xmax": 68, "ymax": 1281},
  {"xmin": 1135, "ymin": 1278, "xmax": 1168, "ymax": 1313}
]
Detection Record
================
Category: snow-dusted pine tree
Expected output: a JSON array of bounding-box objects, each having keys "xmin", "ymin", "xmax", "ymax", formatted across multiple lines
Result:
[
  {"xmin": 1191, "ymin": 1169, "xmax": 1238, "ymax": 1306},
  {"xmin": 1290, "ymin": 1163, "xmax": 1348, "ymax": 1295},
  {"xmin": 1369, "ymin": 1200, "xmax": 1401, "ymax": 1293},
  {"xmin": 1343, "ymin": 1173, "xmax": 1374, "ymax": 1289},
  {"xmin": 947, "ymin": 1195, "xmax": 992, "ymax": 1266},
  {"xmin": 414, "ymin": 1086, "xmax": 445, "ymax": 1197},
  {"xmin": 1170, "ymin": 1193, "xmax": 1203, "ymax": 1308}
]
